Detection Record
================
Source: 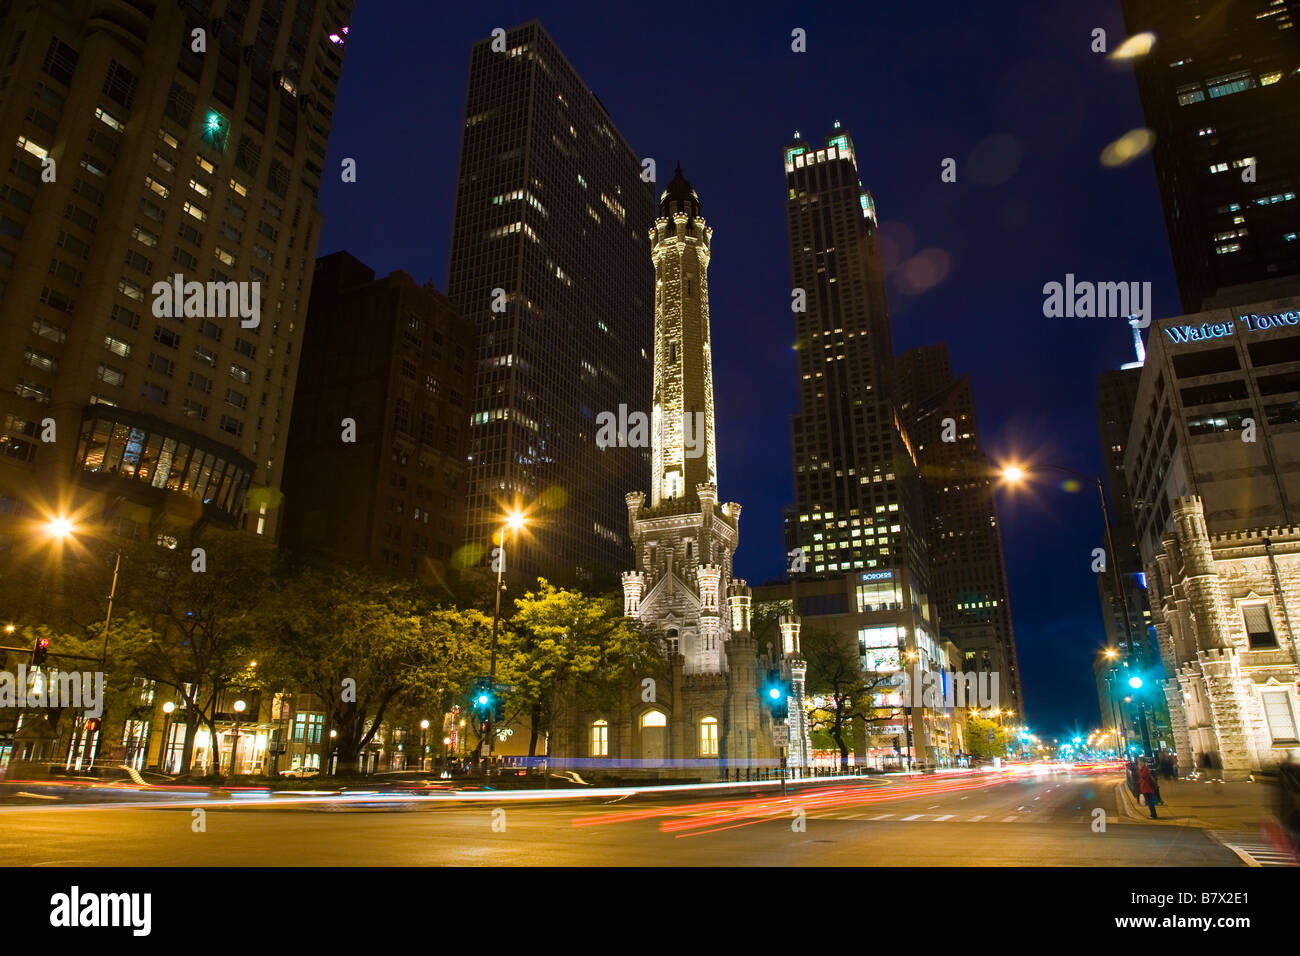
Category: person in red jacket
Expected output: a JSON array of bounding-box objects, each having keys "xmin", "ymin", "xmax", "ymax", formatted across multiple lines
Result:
[{"xmin": 1138, "ymin": 758, "xmax": 1159, "ymax": 819}]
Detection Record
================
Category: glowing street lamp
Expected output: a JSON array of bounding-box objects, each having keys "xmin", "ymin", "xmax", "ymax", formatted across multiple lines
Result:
[
  {"xmin": 999, "ymin": 461, "xmax": 1139, "ymax": 673},
  {"xmin": 484, "ymin": 507, "xmax": 528, "ymax": 771},
  {"xmin": 36, "ymin": 515, "xmax": 120, "ymax": 666},
  {"xmin": 43, "ymin": 516, "xmax": 76, "ymax": 540}
]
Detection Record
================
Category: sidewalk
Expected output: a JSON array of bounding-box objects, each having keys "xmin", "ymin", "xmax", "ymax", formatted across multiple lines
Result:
[{"xmin": 1115, "ymin": 776, "xmax": 1277, "ymax": 830}]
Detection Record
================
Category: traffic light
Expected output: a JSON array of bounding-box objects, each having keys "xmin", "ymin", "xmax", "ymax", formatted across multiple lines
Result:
[
  {"xmin": 32, "ymin": 636, "xmax": 49, "ymax": 666},
  {"xmin": 471, "ymin": 681, "xmax": 495, "ymax": 725},
  {"xmin": 763, "ymin": 669, "xmax": 788, "ymax": 720},
  {"xmin": 493, "ymin": 696, "xmax": 505, "ymax": 723}
]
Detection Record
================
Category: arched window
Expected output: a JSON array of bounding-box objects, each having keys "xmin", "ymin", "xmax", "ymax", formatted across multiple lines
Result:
[
  {"xmin": 641, "ymin": 710, "xmax": 667, "ymax": 728},
  {"xmin": 700, "ymin": 716, "xmax": 718, "ymax": 756},
  {"xmin": 591, "ymin": 719, "xmax": 608, "ymax": 757}
]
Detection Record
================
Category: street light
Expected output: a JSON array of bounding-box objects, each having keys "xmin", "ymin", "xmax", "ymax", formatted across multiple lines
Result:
[
  {"xmin": 484, "ymin": 507, "xmax": 527, "ymax": 771},
  {"xmin": 229, "ymin": 699, "xmax": 246, "ymax": 778},
  {"xmin": 1000, "ymin": 462, "xmax": 1139, "ymax": 666},
  {"xmin": 43, "ymin": 516, "xmax": 76, "ymax": 540},
  {"xmin": 39, "ymin": 515, "xmax": 121, "ymax": 666},
  {"xmin": 161, "ymin": 701, "xmax": 175, "ymax": 773},
  {"xmin": 420, "ymin": 719, "xmax": 429, "ymax": 771},
  {"xmin": 903, "ymin": 649, "xmax": 918, "ymax": 771},
  {"xmin": 1101, "ymin": 648, "xmax": 1129, "ymax": 753}
]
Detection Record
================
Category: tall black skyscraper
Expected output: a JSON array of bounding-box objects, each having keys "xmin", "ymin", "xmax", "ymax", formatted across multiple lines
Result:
[
  {"xmin": 0, "ymin": 0, "xmax": 353, "ymax": 542},
  {"xmin": 783, "ymin": 124, "xmax": 938, "ymax": 689},
  {"xmin": 446, "ymin": 21, "xmax": 654, "ymax": 583},
  {"xmin": 898, "ymin": 344, "xmax": 1023, "ymax": 712},
  {"xmin": 1122, "ymin": 0, "xmax": 1300, "ymax": 311}
]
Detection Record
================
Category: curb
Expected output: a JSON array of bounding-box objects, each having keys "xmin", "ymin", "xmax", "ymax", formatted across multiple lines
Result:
[{"xmin": 1115, "ymin": 780, "xmax": 1217, "ymax": 829}]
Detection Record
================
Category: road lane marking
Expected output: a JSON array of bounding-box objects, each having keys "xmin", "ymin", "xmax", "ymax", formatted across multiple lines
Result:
[
  {"xmin": 901, "ymin": 814, "xmax": 924, "ymax": 821},
  {"xmin": 934, "ymin": 814, "xmax": 954, "ymax": 821},
  {"xmin": 968, "ymin": 815, "xmax": 986, "ymax": 821},
  {"xmin": 1002, "ymin": 815, "xmax": 1018, "ymax": 822}
]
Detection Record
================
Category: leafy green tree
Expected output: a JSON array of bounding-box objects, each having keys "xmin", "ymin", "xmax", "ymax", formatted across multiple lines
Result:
[
  {"xmin": 503, "ymin": 579, "xmax": 661, "ymax": 758},
  {"xmin": 802, "ymin": 628, "xmax": 893, "ymax": 770},
  {"xmin": 258, "ymin": 562, "xmax": 493, "ymax": 776},
  {"xmin": 964, "ymin": 714, "xmax": 1010, "ymax": 760},
  {"xmin": 111, "ymin": 530, "xmax": 273, "ymax": 777}
]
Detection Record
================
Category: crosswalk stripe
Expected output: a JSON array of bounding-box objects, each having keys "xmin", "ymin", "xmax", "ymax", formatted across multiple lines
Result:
[
  {"xmin": 901, "ymin": 813, "xmax": 924, "ymax": 821},
  {"xmin": 968, "ymin": 814, "xmax": 986, "ymax": 821},
  {"xmin": 870, "ymin": 813, "xmax": 893, "ymax": 821},
  {"xmin": 1213, "ymin": 836, "xmax": 1297, "ymax": 867},
  {"xmin": 934, "ymin": 814, "xmax": 954, "ymax": 821},
  {"xmin": 1002, "ymin": 815, "xmax": 1018, "ymax": 822}
]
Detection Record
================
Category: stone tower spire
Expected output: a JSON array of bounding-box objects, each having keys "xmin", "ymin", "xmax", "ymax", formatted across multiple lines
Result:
[{"xmin": 650, "ymin": 165, "xmax": 717, "ymax": 506}]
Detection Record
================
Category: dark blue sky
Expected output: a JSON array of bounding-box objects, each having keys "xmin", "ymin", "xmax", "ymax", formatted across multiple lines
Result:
[{"xmin": 316, "ymin": 0, "xmax": 1179, "ymax": 739}]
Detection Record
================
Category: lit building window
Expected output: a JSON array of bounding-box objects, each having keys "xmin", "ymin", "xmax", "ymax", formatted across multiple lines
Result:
[
  {"xmin": 592, "ymin": 719, "xmax": 608, "ymax": 756},
  {"xmin": 16, "ymin": 135, "xmax": 48, "ymax": 159},
  {"xmin": 1261, "ymin": 690, "xmax": 1298, "ymax": 743},
  {"xmin": 700, "ymin": 717, "xmax": 718, "ymax": 756}
]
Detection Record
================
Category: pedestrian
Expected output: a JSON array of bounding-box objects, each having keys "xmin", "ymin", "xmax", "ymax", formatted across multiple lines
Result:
[{"xmin": 1138, "ymin": 758, "xmax": 1159, "ymax": 819}]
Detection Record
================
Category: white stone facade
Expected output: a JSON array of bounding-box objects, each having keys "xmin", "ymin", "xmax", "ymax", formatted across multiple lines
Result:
[{"xmin": 1148, "ymin": 496, "xmax": 1300, "ymax": 777}]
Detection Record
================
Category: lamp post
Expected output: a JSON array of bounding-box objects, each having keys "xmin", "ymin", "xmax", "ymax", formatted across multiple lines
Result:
[
  {"xmin": 1000, "ymin": 464, "xmax": 1138, "ymax": 661},
  {"xmin": 484, "ymin": 509, "xmax": 526, "ymax": 770},
  {"xmin": 229, "ymin": 699, "xmax": 246, "ymax": 779},
  {"xmin": 903, "ymin": 650, "xmax": 918, "ymax": 771},
  {"xmin": 1102, "ymin": 648, "xmax": 1129, "ymax": 754},
  {"xmin": 40, "ymin": 516, "xmax": 121, "ymax": 767},
  {"xmin": 40, "ymin": 517, "xmax": 121, "ymax": 666},
  {"xmin": 160, "ymin": 701, "xmax": 175, "ymax": 774},
  {"xmin": 420, "ymin": 719, "xmax": 429, "ymax": 772}
]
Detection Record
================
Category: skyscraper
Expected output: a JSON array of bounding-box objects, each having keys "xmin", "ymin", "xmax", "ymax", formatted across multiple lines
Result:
[
  {"xmin": 897, "ymin": 343, "xmax": 1023, "ymax": 712},
  {"xmin": 446, "ymin": 21, "xmax": 655, "ymax": 584},
  {"xmin": 0, "ymin": 0, "xmax": 353, "ymax": 540},
  {"xmin": 281, "ymin": 252, "xmax": 476, "ymax": 582},
  {"xmin": 1121, "ymin": 0, "xmax": 1300, "ymax": 312},
  {"xmin": 782, "ymin": 125, "xmax": 942, "ymax": 763}
]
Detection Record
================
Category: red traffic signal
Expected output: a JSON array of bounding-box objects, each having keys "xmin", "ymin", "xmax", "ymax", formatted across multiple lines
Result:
[{"xmin": 32, "ymin": 637, "xmax": 50, "ymax": 666}]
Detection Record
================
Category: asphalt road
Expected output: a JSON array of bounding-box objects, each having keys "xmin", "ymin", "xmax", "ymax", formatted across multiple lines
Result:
[{"xmin": 0, "ymin": 771, "xmax": 1268, "ymax": 866}]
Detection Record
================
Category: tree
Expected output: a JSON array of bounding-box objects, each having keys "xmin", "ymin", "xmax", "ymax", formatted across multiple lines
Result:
[
  {"xmin": 802, "ymin": 628, "xmax": 894, "ymax": 770},
  {"xmin": 112, "ymin": 530, "xmax": 273, "ymax": 778},
  {"xmin": 259, "ymin": 561, "xmax": 493, "ymax": 776},
  {"xmin": 503, "ymin": 580, "xmax": 661, "ymax": 758},
  {"xmin": 964, "ymin": 713, "xmax": 1010, "ymax": 761}
]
